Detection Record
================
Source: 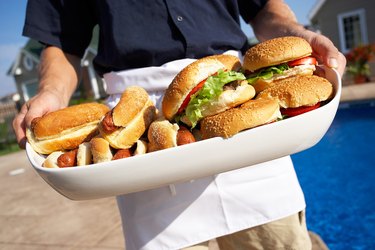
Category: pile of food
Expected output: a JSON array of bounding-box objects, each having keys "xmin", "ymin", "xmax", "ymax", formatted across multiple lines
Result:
[{"xmin": 26, "ymin": 36, "xmax": 334, "ymax": 168}]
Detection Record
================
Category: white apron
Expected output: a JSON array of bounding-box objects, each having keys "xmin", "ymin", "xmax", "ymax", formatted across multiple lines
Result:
[{"xmin": 103, "ymin": 51, "xmax": 306, "ymax": 250}]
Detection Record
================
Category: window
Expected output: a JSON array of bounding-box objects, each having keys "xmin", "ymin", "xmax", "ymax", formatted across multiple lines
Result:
[
  {"xmin": 23, "ymin": 54, "xmax": 35, "ymax": 71},
  {"xmin": 338, "ymin": 9, "xmax": 368, "ymax": 54},
  {"xmin": 22, "ymin": 79, "xmax": 39, "ymax": 101}
]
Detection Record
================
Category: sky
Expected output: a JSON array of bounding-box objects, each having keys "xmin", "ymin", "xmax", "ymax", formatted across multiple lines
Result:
[{"xmin": 0, "ymin": 0, "xmax": 317, "ymax": 98}]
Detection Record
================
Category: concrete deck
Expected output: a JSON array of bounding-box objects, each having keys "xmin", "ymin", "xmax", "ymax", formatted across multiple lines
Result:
[
  {"xmin": 0, "ymin": 151, "xmax": 124, "ymax": 250},
  {"xmin": 0, "ymin": 148, "xmax": 330, "ymax": 250},
  {"xmin": 2, "ymin": 82, "xmax": 374, "ymax": 250},
  {"xmin": 340, "ymin": 82, "xmax": 375, "ymax": 102}
]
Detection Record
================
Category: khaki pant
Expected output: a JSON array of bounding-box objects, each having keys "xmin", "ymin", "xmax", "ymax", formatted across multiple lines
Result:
[{"xmin": 182, "ymin": 211, "xmax": 312, "ymax": 250}]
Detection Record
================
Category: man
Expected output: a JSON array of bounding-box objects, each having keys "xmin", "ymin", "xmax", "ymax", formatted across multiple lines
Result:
[{"xmin": 14, "ymin": 1, "xmax": 346, "ymax": 249}]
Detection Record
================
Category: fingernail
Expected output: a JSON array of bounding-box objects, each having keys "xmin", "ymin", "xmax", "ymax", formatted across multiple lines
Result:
[
  {"xmin": 328, "ymin": 58, "xmax": 338, "ymax": 68},
  {"xmin": 19, "ymin": 138, "xmax": 27, "ymax": 149}
]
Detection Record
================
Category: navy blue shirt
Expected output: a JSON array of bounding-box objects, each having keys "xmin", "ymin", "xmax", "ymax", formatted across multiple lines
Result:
[{"xmin": 23, "ymin": 0, "xmax": 267, "ymax": 76}]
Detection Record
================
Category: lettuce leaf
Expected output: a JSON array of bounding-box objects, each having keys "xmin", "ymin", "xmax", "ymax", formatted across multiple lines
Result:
[
  {"xmin": 184, "ymin": 70, "xmax": 246, "ymax": 128},
  {"xmin": 247, "ymin": 63, "xmax": 289, "ymax": 84}
]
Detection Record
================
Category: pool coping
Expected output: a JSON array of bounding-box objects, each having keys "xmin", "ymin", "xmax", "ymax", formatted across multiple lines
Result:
[{"xmin": 341, "ymin": 82, "xmax": 375, "ymax": 102}]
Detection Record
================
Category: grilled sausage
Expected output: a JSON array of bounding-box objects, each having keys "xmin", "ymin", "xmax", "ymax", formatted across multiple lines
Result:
[
  {"xmin": 177, "ymin": 126, "xmax": 196, "ymax": 146},
  {"xmin": 57, "ymin": 149, "xmax": 78, "ymax": 168},
  {"xmin": 101, "ymin": 111, "xmax": 118, "ymax": 133},
  {"xmin": 112, "ymin": 148, "xmax": 132, "ymax": 160}
]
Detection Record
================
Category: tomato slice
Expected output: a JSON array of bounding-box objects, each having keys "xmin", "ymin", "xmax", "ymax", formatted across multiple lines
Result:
[
  {"xmin": 177, "ymin": 79, "xmax": 206, "ymax": 114},
  {"xmin": 281, "ymin": 102, "xmax": 321, "ymax": 117},
  {"xmin": 288, "ymin": 56, "xmax": 317, "ymax": 67}
]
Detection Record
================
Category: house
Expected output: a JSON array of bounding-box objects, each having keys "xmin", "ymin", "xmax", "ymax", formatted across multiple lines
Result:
[
  {"xmin": 7, "ymin": 26, "xmax": 106, "ymax": 106},
  {"xmin": 0, "ymin": 94, "xmax": 18, "ymax": 147},
  {"xmin": 309, "ymin": 0, "xmax": 375, "ymax": 81}
]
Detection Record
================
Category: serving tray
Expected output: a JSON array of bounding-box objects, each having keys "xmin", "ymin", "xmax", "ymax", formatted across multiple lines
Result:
[{"xmin": 26, "ymin": 67, "xmax": 341, "ymax": 200}]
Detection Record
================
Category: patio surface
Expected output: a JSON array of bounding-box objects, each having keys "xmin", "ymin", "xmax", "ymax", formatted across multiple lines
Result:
[
  {"xmin": 1, "ymin": 82, "xmax": 374, "ymax": 250},
  {"xmin": 0, "ymin": 150, "xmax": 329, "ymax": 249}
]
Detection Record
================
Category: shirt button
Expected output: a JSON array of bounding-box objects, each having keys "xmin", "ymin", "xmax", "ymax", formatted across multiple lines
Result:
[{"xmin": 177, "ymin": 16, "xmax": 183, "ymax": 21}]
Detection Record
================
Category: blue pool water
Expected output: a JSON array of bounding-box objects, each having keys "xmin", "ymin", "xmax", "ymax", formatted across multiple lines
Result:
[{"xmin": 291, "ymin": 100, "xmax": 375, "ymax": 250}]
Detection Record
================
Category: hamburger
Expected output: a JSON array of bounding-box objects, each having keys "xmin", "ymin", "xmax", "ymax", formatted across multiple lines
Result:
[
  {"xmin": 162, "ymin": 54, "xmax": 256, "ymax": 128},
  {"xmin": 243, "ymin": 36, "xmax": 317, "ymax": 93},
  {"xmin": 256, "ymin": 74, "xmax": 333, "ymax": 117},
  {"xmin": 200, "ymin": 98, "xmax": 281, "ymax": 139},
  {"xmin": 99, "ymin": 86, "xmax": 157, "ymax": 149},
  {"xmin": 26, "ymin": 102, "xmax": 109, "ymax": 155}
]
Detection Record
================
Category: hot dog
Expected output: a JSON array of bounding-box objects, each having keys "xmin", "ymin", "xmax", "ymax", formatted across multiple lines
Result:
[
  {"xmin": 27, "ymin": 102, "xmax": 110, "ymax": 155},
  {"xmin": 147, "ymin": 120, "xmax": 196, "ymax": 152},
  {"xmin": 112, "ymin": 139, "xmax": 148, "ymax": 160},
  {"xmin": 112, "ymin": 148, "xmax": 132, "ymax": 160},
  {"xmin": 99, "ymin": 86, "xmax": 157, "ymax": 149},
  {"xmin": 90, "ymin": 137, "xmax": 113, "ymax": 163},
  {"xmin": 57, "ymin": 149, "xmax": 78, "ymax": 168},
  {"xmin": 176, "ymin": 126, "xmax": 196, "ymax": 146},
  {"xmin": 101, "ymin": 111, "xmax": 118, "ymax": 134},
  {"xmin": 42, "ymin": 142, "xmax": 92, "ymax": 168}
]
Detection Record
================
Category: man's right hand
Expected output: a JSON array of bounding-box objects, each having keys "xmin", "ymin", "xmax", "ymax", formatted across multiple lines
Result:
[
  {"xmin": 12, "ymin": 46, "xmax": 82, "ymax": 149},
  {"xmin": 12, "ymin": 89, "xmax": 68, "ymax": 149}
]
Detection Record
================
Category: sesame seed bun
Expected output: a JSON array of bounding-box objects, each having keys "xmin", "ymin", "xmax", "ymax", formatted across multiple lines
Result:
[
  {"xmin": 200, "ymin": 98, "xmax": 281, "ymax": 139},
  {"xmin": 256, "ymin": 75, "xmax": 333, "ymax": 108},
  {"xmin": 243, "ymin": 36, "xmax": 312, "ymax": 72}
]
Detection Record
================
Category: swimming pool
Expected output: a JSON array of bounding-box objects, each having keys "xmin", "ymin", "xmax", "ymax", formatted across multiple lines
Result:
[{"xmin": 291, "ymin": 100, "xmax": 375, "ymax": 250}]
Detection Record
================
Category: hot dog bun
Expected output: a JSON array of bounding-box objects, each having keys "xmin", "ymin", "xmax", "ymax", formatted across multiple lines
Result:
[
  {"xmin": 99, "ymin": 86, "xmax": 157, "ymax": 149},
  {"xmin": 147, "ymin": 119, "xmax": 197, "ymax": 152},
  {"xmin": 27, "ymin": 102, "xmax": 110, "ymax": 154},
  {"xmin": 200, "ymin": 98, "xmax": 281, "ymax": 139},
  {"xmin": 134, "ymin": 139, "xmax": 148, "ymax": 155},
  {"xmin": 256, "ymin": 75, "xmax": 333, "ymax": 108},
  {"xmin": 162, "ymin": 55, "xmax": 255, "ymax": 126},
  {"xmin": 147, "ymin": 120, "xmax": 179, "ymax": 152},
  {"xmin": 90, "ymin": 137, "xmax": 113, "ymax": 163},
  {"xmin": 77, "ymin": 142, "xmax": 92, "ymax": 166},
  {"xmin": 42, "ymin": 142, "xmax": 93, "ymax": 168},
  {"xmin": 42, "ymin": 151, "xmax": 64, "ymax": 168}
]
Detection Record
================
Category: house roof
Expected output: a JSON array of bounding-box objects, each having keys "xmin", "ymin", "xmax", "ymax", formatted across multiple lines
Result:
[
  {"xmin": 308, "ymin": 0, "xmax": 326, "ymax": 21},
  {"xmin": 24, "ymin": 39, "xmax": 44, "ymax": 57},
  {"xmin": 7, "ymin": 40, "xmax": 42, "ymax": 76}
]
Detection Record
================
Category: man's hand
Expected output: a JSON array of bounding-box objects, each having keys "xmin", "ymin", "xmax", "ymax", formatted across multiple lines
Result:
[
  {"xmin": 13, "ymin": 89, "xmax": 68, "ymax": 148},
  {"xmin": 12, "ymin": 46, "xmax": 81, "ymax": 148},
  {"xmin": 302, "ymin": 32, "xmax": 347, "ymax": 77},
  {"xmin": 250, "ymin": 0, "xmax": 346, "ymax": 77}
]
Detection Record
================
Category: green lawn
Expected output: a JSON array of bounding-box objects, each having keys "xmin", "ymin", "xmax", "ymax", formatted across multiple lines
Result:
[{"xmin": 0, "ymin": 142, "xmax": 21, "ymax": 156}]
